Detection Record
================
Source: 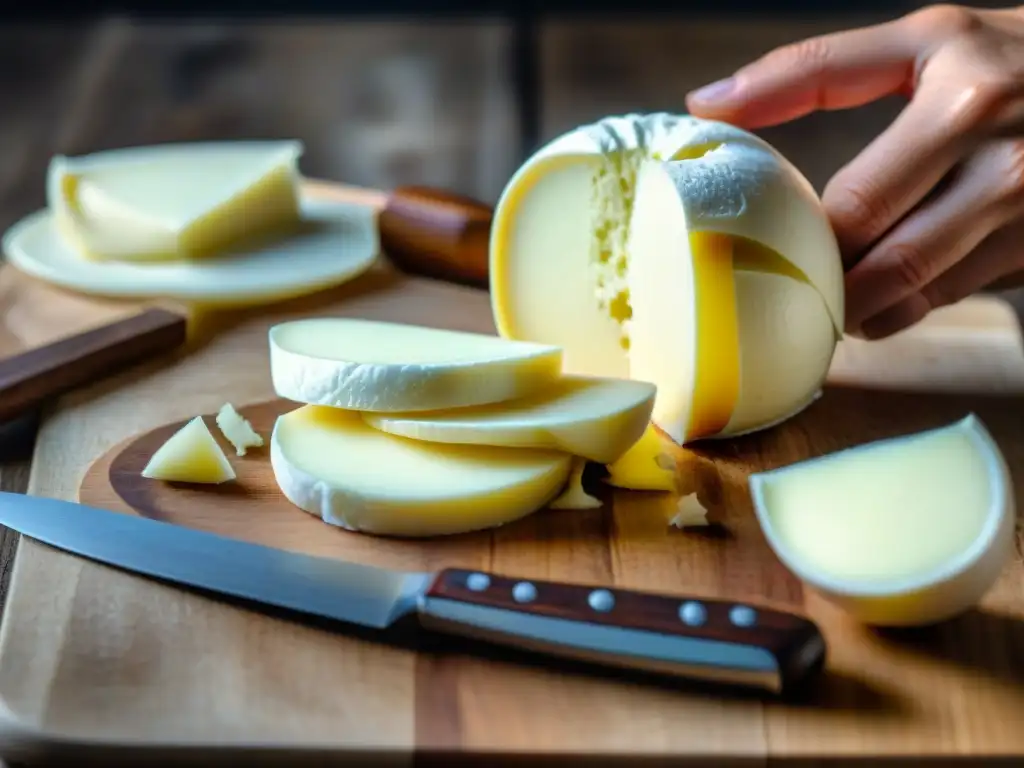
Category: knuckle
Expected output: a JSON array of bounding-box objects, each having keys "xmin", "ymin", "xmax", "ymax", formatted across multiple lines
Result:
[
  {"xmin": 920, "ymin": 281, "xmax": 957, "ymax": 312},
  {"xmin": 948, "ymin": 79, "xmax": 1019, "ymax": 136},
  {"xmin": 997, "ymin": 140, "xmax": 1024, "ymax": 203},
  {"xmin": 886, "ymin": 241, "xmax": 934, "ymax": 292},
  {"xmin": 908, "ymin": 4, "xmax": 979, "ymax": 39},
  {"xmin": 765, "ymin": 36, "xmax": 834, "ymax": 78},
  {"xmin": 827, "ymin": 179, "xmax": 891, "ymax": 237}
]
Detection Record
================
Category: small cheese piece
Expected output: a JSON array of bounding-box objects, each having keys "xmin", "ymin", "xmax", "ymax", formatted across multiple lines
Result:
[
  {"xmin": 363, "ymin": 374, "xmax": 654, "ymax": 464},
  {"xmin": 549, "ymin": 458, "xmax": 602, "ymax": 510},
  {"xmin": 271, "ymin": 405, "xmax": 572, "ymax": 537},
  {"xmin": 141, "ymin": 416, "xmax": 236, "ymax": 484},
  {"xmin": 269, "ymin": 318, "xmax": 562, "ymax": 413},
  {"xmin": 215, "ymin": 403, "xmax": 264, "ymax": 456},
  {"xmin": 47, "ymin": 140, "xmax": 302, "ymax": 262},
  {"xmin": 669, "ymin": 493, "xmax": 709, "ymax": 528},
  {"xmin": 604, "ymin": 424, "xmax": 678, "ymax": 491},
  {"xmin": 489, "ymin": 113, "xmax": 844, "ymax": 444},
  {"xmin": 749, "ymin": 414, "xmax": 1016, "ymax": 626}
]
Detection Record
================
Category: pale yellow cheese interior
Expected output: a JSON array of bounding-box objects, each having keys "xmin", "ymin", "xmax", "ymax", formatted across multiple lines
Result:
[
  {"xmin": 549, "ymin": 458, "xmax": 602, "ymax": 510},
  {"xmin": 142, "ymin": 416, "xmax": 236, "ymax": 484},
  {"xmin": 215, "ymin": 403, "xmax": 264, "ymax": 456},
  {"xmin": 362, "ymin": 374, "xmax": 654, "ymax": 464},
  {"xmin": 50, "ymin": 142, "xmax": 302, "ymax": 262},
  {"xmin": 605, "ymin": 424, "xmax": 678, "ymax": 492},
  {"xmin": 756, "ymin": 427, "xmax": 994, "ymax": 583},
  {"xmin": 272, "ymin": 406, "xmax": 572, "ymax": 537}
]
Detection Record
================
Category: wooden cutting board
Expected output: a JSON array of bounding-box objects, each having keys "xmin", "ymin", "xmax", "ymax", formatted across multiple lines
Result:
[{"xmin": 2, "ymin": 183, "xmax": 1024, "ymax": 764}]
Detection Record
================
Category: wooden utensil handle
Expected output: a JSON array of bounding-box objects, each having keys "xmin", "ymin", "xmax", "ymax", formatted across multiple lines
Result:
[
  {"xmin": 0, "ymin": 308, "xmax": 187, "ymax": 423},
  {"xmin": 418, "ymin": 568, "xmax": 826, "ymax": 695}
]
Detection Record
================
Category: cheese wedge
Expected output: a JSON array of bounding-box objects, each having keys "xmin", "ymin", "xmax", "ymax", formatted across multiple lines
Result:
[
  {"xmin": 604, "ymin": 423, "xmax": 678, "ymax": 491},
  {"xmin": 363, "ymin": 374, "xmax": 655, "ymax": 464},
  {"xmin": 549, "ymin": 458, "xmax": 602, "ymax": 510},
  {"xmin": 141, "ymin": 416, "xmax": 236, "ymax": 484},
  {"xmin": 215, "ymin": 403, "xmax": 264, "ymax": 456},
  {"xmin": 47, "ymin": 140, "xmax": 302, "ymax": 262},
  {"xmin": 269, "ymin": 318, "xmax": 562, "ymax": 413},
  {"xmin": 271, "ymin": 405, "xmax": 572, "ymax": 537},
  {"xmin": 490, "ymin": 113, "xmax": 844, "ymax": 444},
  {"xmin": 749, "ymin": 414, "xmax": 1015, "ymax": 626}
]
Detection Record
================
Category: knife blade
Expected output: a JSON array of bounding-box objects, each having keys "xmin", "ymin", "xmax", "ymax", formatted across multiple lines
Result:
[{"xmin": 0, "ymin": 491, "xmax": 826, "ymax": 696}]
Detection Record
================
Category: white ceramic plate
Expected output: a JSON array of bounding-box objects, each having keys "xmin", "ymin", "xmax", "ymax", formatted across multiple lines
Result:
[{"xmin": 1, "ymin": 194, "xmax": 379, "ymax": 306}]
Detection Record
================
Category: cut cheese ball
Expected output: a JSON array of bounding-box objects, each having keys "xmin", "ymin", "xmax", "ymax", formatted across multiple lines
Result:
[
  {"xmin": 604, "ymin": 424, "xmax": 678, "ymax": 491},
  {"xmin": 549, "ymin": 458, "xmax": 602, "ymax": 510},
  {"xmin": 269, "ymin": 318, "xmax": 562, "ymax": 413},
  {"xmin": 489, "ymin": 112, "xmax": 844, "ymax": 443},
  {"xmin": 363, "ymin": 374, "xmax": 654, "ymax": 464},
  {"xmin": 141, "ymin": 416, "xmax": 236, "ymax": 484},
  {"xmin": 271, "ymin": 405, "xmax": 572, "ymax": 537},
  {"xmin": 215, "ymin": 403, "xmax": 264, "ymax": 456},
  {"xmin": 749, "ymin": 414, "xmax": 1015, "ymax": 626},
  {"xmin": 47, "ymin": 140, "xmax": 302, "ymax": 262}
]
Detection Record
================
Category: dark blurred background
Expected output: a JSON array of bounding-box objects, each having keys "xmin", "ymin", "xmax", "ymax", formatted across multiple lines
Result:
[{"xmin": 0, "ymin": 1, "xmax": 1013, "ymax": 236}]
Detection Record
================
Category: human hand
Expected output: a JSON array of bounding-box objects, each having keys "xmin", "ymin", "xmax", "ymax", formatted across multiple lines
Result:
[{"xmin": 685, "ymin": 4, "xmax": 1024, "ymax": 338}]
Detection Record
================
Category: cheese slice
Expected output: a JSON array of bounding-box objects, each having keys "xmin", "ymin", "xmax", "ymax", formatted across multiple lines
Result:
[
  {"xmin": 549, "ymin": 458, "xmax": 602, "ymax": 510},
  {"xmin": 489, "ymin": 113, "xmax": 844, "ymax": 444},
  {"xmin": 271, "ymin": 405, "xmax": 572, "ymax": 537},
  {"xmin": 47, "ymin": 140, "xmax": 302, "ymax": 262},
  {"xmin": 269, "ymin": 318, "xmax": 562, "ymax": 413},
  {"xmin": 215, "ymin": 403, "xmax": 264, "ymax": 456},
  {"xmin": 604, "ymin": 423, "xmax": 678, "ymax": 491},
  {"xmin": 141, "ymin": 416, "xmax": 236, "ymax": 484},
  {"xmin": 749, "ymin": 414, "xmax": 1016, "ymax": 626},
  {"xmin": 363, "ymin": 374, "xmax": 654, "ymax": 464}
]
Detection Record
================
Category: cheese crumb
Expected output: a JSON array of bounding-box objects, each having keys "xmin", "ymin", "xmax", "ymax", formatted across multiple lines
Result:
[
  {"xmin": 215, "ymin": 403, "xmax": 264, "ymax": 456},
  {"xmin": 670, "ymin": 493, "xmax": 709, "ymax": 528},
  {"xmin": 550, "ymin": 458, "xmax": 602, "ymax": 510}
]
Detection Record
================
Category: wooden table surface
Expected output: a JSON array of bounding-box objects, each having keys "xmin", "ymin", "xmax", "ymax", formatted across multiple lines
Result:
[{"xmin": 3, "ymin": 15, "xmax": 1024, "ymax": 762}]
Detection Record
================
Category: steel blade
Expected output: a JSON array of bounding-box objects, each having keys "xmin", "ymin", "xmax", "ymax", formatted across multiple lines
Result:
[{"xmin": 0, "ymin": 491, "xmax": 431, "ymax": 629}]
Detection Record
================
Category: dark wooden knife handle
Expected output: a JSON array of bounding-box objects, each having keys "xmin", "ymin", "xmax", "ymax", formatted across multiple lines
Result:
[
  {"xmin": 378, "ymin": 186, "xmax": 492, "ymax": 289},
  {"xmin": 418, "ymin": 568, "xmax": 826, "ymax": 695},
  {"xmin": 0, "ymin": 308, "xmax": 187, "ymax": 423}
]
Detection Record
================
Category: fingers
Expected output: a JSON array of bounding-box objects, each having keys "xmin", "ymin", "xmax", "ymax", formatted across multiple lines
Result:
[
  {"xmin": 859, "ymin": 217, "xmax": 1024, "ymax": 338},
  {"xmin": 685, "ymin": 19, "xmax": 919, "ymax": 129},
  {"xmin": 845, "ymin": 140, "xmax": 1024, "ymax": 337}
]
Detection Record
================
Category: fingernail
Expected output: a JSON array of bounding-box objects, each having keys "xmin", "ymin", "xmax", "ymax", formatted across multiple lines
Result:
[{"xmin": 688, "ymin": 77, "xmax": 737, "ymax": 105}]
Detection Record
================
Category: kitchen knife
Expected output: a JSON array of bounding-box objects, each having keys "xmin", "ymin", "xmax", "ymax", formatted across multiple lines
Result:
[
  {"xmin": 0, "ymin": 184, "xmax": 490, "ymax": 426},
  {"xmin": 0, "ymin": 491, "xmax": 826, "ymax": 696}
]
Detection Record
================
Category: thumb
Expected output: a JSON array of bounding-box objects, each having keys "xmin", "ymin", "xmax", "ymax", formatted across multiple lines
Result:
[{"xmin": 685, "ymin": 18, "xmax": 921, "ymax": 129}]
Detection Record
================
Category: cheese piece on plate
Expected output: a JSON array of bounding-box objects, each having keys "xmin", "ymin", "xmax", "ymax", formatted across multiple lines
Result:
[
  {"xmin": 141, "ymin": 416, "xmax": 236, "ymax": 484},
  {"xmin": 2, "ymin": 141, "xmax": 378, "ymax": 306},
  {"xmin": 670, "ymin": 493, "xmax": 709, "ymax": 528},
  {"xmin": 271, "ymin": 405, "xmax": 572, "ymax": 537},
  {"xmin": 604, "ymin": 423, "xmax": 678, "ymax": 491},
  {"xmin": 549, "ymin": 458, "xmax": 602, "ymax": 510},
  {"xmin": 749, "ymin": 414, "xmax": 1016, "ymax": 626},
  {"xmin": 489, "ymin": 113, "xmax": 844, "ymax": 444},
  {"xmin": 270, "ymin": 318, "xmax": 562, "ymax": 412},
  {"xmin": 47, "ymin": 140, "xmax": 301, "ymax": 262},
  {"xmin": 215, "ymin": 403, "xmax": 264, "ymax": 456},
  {"xmin": 363, "ymin": 374, "xmax": 654, "ymax": 463}
]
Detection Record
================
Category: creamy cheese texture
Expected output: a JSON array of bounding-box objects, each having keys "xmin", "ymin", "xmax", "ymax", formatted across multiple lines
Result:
[
  {"xmin": 215, "ymin": 403, "xmax": 264, "ymax": 456},
  {"xmin": 47, "ymin": 140, "xmax": 303, "ymax": 262},
  {"xmin": 271, "ymin": 405, "xmax": 572, "ymax": 537},
  {"xmin": 549, "ymin": 458, "xmax": 602, "ymax": 510},
  {"xmin": 750, "ymin": 414, "xmax": 1016, "ymax": 626},
  {"xmin": 141, "ymin": 416, "xmax": 236, "ymax": 484},
  {"xmin": 604, "ymin": 423, "xmax": 679, "ymax": 492},
  {"xmin": 489, "ymin": 112, "xmax": 844, "ymax": 444},
  {"xmin": 363, "ymin": 374, "xmax": 654, "ymax": 464},
  {"xmin": 269, "ymin": 318, "xmax": 562, "ymax": 413}
]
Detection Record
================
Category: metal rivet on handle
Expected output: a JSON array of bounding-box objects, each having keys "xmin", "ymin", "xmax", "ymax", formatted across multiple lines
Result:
[
  {"xmin": 466, "ymin": 573, "xmax": 491, "ymax": 592},
  {"xmin": 512, "ymin": 581, "xmax": 537, "ymax": 603},
  {"xmin": 588, "ymin": 589, "xmax": 615, "ymax": 612},
  {"xmin": 729, "ymin": 605, "xmax": 757, "ymax": 627},
  {"xmin": 678, "ymin": 601, "xmax": 707, "ymax": 626}
]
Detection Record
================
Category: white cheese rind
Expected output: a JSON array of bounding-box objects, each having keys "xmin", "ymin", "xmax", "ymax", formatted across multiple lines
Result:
[
  {"xmin": 749, "ymin": 414, "xmax": 1016, "ymax": 626},
  {"xmin": 362, "ymin": 374, "xmax": 655, "ymax": 464},
  {"xmin": 270, "ymin": 405, "xmax": 572, "ymax": 537},
  {"xmin": 269, "ymin": 318, "xmax": 563, "ymax": 412}
]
